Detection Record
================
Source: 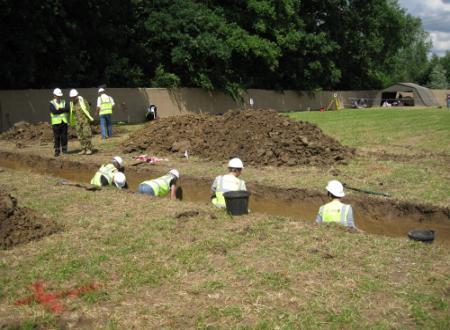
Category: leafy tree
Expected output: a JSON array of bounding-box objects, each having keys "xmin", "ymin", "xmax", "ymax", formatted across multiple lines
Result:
[{"xmin": 427, "ymin": 63, "xmax": 448, "ymax": 89}]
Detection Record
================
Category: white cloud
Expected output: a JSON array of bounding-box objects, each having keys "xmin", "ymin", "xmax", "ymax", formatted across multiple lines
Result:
[{"xmin": 398, "ymin": 0, "xmax": 450, "ymax": 56}]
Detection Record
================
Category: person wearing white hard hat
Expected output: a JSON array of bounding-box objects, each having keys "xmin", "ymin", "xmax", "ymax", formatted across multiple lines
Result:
[
  {"xmin": 96, "ymin": 88, "xmax": 115, "ymax": 139},
  {"xmin": 211, "ymin": 157, "xmax": 247, "ymax": 208},
  {"xmin": 69, "ymin": 89, "xmax": 94, "ymax": 155},
  {"xmin": 316, "ymin": 180, "xmax": 356, "ymax": 228},
  {"xmin": 90, "ymin": 156, "xmax": 127, "ymax": 188},
  {"xmin": 138, "ymin": 169, "xmax": 180, "ymax": 199},
  {"xmin": 49, "ymin": 88, "xmax": 69, "ymax": 157}
]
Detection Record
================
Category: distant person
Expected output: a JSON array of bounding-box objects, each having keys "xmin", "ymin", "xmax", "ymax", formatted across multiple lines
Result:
[
  {"xmin": 96, "ymin": 88, "xmax": 115, "ymax": 139},
  {"xmin": 91, "ymin": 156, "xmax": 127, "ymax": 189},
  {"xmin": 69, "ymin": 89, "xmax": 94, "ymax": 155},
  {"xmin": 211, "ymin": 158, "xmax": 246, "ymax": 208},
  {"xmin": 146, "ymin": 104, "xmax": 157, "ymax": 121},
  {"xmin": 316, "ymin": 180, "xmax": 356, "ymax": 229},
  {"xmin": 138, "ymin": 169, "xmax": 180, "ymax": 199},
  {"xmin": 49, "ymin": 88, "xmax": 69, "ymax": 157}
]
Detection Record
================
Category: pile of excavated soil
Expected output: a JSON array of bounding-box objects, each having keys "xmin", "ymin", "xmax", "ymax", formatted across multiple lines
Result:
[
  {"xmin": 0, "ymin": 121, "xmax": 126, "ymax": 144},
  {"xmin": 123, "ymin": 109, "xmax": 354, "ymax": 166},
  {"xmin": 0, "ymin": 186, "xmax": 60, "ymax": 249}
]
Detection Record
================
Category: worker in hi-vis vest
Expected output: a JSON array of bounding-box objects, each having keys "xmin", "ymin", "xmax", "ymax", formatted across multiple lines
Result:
[
  {"xmin": 91, "ymin": 156, "xmax": 127, "ymax": 189},
  {"xmin": 138, "ymin": 169, "xmax": 180, "ymax": 199},
  {"xmin": 69, "ymin": 89, "xmax": 94, "ymax": 155},
  {"xmin": 49, "ymin": 88, "xmax": 69, "ymax": 157},
  {"xmin": 211, "ymin": 158, "xmax": 247, "ymax": 208},
  {"xmin": 96, "ymin": 88, "xmax": 115, "ymax": 139},
  {"xmin": 316, "ymin": 180, "xmax": 356, "ymax": 229}
]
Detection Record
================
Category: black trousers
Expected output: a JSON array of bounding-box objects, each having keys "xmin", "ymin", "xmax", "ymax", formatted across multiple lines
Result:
[{"xmin": 52, "ymin": 123, "xmax": 68, "ymax": 153}]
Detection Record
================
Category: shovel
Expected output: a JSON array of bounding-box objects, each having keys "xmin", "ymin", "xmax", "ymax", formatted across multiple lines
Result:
[{"xmin": 343, "ymin": 183, "xmax": 390, "ymax": 197}]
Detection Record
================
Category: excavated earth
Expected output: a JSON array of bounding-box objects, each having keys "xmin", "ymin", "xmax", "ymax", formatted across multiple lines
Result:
[
  {"xmin": 0, "ymin": 186, "xmax": 60, "ymax": 249},
  {"xmin": 0, "ymin": 121, "xmax": 126, "ymax": 146},
  {"xmin": 122, "ymin": 109, "xmax": 355, "ymax": 167}
]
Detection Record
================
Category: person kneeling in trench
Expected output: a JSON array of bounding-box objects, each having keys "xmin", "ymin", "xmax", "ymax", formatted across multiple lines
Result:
[
  {"xmin": 138, "ymin": 169, "xmax": 180, "ymax": 200},
  {"xmin": 91, "ymin": 156, "xmax": 127, "ymax": 189},
  {"xmin": 211, "ymin": 158, "xmax": 247, "ymax": 208},
  {"xmin": 316, "ymin": 180, "xmax": 356, "ymax": 229}
]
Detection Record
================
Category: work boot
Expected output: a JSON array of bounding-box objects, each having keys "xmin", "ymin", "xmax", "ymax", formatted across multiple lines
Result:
[
  {"xmin": 54, "ymin": 151, "xmax": 60, "ymax": 157},
  {"xmin": 85, "ymin": 149, "xmax": 93, "ymax": 155},
  {"xmin": 77, "ymin": 150, "xmax": 86, "ymax": 155}
]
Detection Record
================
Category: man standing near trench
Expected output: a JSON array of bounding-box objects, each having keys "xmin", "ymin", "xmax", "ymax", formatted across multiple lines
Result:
[
  {"xmin": 69, "ymin": 89, "xmax": 94, "ymax": 155},
  {"xmin": 96, "ymin": 88, "xmax": 115, "ymax": 139},
  {"xmin": 49, "ymin": 88, "xmax": 69, "ymax": 157}
]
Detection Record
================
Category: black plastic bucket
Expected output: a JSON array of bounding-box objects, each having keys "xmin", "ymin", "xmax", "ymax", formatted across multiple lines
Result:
[
  {"xmin": 223, "ymin": 191, "xmax": 250, "ymax": 216},
  {"xmin": 407, "ymin": 229, "xmax": 435, "ymax": 244}
]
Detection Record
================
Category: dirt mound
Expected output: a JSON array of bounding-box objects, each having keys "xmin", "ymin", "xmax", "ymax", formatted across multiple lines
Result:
[
  {"xmin": 0, "ymin": 187, "xmax": 60, "ymax": 249},
  {"xmin": 123, "ymin": 109, "xmax": 354, "ymax": 166},
  {"xmin": 0, "ymin": 121, "xmax": 126, "ymax": 144}
]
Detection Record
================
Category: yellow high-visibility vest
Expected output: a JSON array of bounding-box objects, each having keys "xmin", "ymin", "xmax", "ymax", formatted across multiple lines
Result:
[
  {"xmin": 69, "ymin": 96, "xmax": 93, "ymax": 126},
  {"xmin": 141, "ymin": 174, "xmax": 174, "ymax": 197},
  {"xmin": 50, "ymin": 99, "xmax": 68, "ymax": 125},
  {"xmin": 99, "ymin": 94, "xmax": 113, "ymax": 115}
]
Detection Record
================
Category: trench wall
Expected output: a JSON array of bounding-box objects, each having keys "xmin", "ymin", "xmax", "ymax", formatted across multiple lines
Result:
[{"xmin": 1, "ymin": 87, "xmax": 448, "ymax": 133}]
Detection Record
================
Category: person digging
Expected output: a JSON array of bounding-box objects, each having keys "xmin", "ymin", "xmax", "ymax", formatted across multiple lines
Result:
[
  {"xmin": 91, "ymin": 156, "xmax": 127, "ymax": 189},
  {"xmin": 211, "ymin": 158, "xmax": 247, "ymax": 208},
  {"xmin": 138, "ymin": 169, "xmax": 180, "ymax": 200},
  {"xmin": 316, "ymin": 180, "xmax": 357, "ymax": 229}
]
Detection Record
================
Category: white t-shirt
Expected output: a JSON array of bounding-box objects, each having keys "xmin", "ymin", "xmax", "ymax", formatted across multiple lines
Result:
[
  {"xmin": 211, "ymin": 174, "xmax": 246, "ymax": 193},
  {"xmin": 97, "ymin": 94, "xmax": 115, "ymax": 107}
]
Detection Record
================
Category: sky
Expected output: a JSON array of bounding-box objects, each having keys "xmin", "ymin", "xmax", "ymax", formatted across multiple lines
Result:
[{"xmin": 398, "ymin": 0, "xmax": 450, "ymax": 56}]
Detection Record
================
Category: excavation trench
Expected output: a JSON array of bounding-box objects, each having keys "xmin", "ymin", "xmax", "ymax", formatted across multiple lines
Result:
[{"xmin": 1, "ymin": 150, "xmax": 449, "ymax": 244}]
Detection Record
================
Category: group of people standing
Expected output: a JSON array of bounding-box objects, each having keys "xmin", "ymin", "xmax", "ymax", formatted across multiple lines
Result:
[
  {"xmin": 90, "ymin": 155, "xmax": 356, "ymax": 229},
  {"xmin": 49, "ymin": 88, "xmax": 115, "ymax": 157}
]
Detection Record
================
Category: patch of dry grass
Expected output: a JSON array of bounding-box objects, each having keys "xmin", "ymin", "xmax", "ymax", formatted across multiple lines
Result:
[{"xmin": 0, "ymin": 169, "xmax": 449, "ymax": 328}]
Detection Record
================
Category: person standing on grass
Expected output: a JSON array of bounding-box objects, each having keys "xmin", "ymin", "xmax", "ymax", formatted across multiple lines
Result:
[
  {"xmin": 49, "ymin": 88, "xmax": 69, "ymax": 157},
  {"xmin": 316, "ymin": 180, "xmax": 356, "ymax": 229},
  {"xmin": 96, "ymin": 88, "xmax": 115, "ymax": 139},
  {"xmin": 69, "ymin": 89, "xmax": 94, "ymax": 155},
  {"xmin": 138, "ymin": 169, "xmax": 180, "ymax": 200},
  {"xmin": 211, "ymin": 158, "xmax": 247, "ymax": 208}
]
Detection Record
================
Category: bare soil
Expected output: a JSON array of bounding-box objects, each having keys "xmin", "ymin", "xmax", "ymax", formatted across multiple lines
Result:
[
  {"xmin": 122, "ymin": 109, "xmax": 355, "ymax": 167},
  {"xmin": 0, "ymin": 121, "xmax": 126, "ymax": 145},
  {"xmin": 0, "ymin": 186, "xmax": 60, "ymax": 249}
]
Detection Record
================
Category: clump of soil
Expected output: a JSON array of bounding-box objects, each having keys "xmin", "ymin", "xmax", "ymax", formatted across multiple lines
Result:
[
  {"xmin": 0, "ymin": 121, "xmax": 126, "ymax": 144},
  {"xmin": 0, "ymin": 187, "xmax": 60, "ymax": 249},
  {"xmin": 123, "ymin": 109, "xmax": 354, "ymax": 166}
]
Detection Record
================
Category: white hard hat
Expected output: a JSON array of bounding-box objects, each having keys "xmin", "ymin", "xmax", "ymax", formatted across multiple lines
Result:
[
  {"xmin": 228, "ymin": 158, "xmax": 244, "ymax": 169},
  {"xmin": 326, "ymin": 180, "xmax": 345, "ymax": 197},
  {"xmin": 169, "ymin": 169, "xmax": 180, "ymax": 179},
  {"xmin": 113, "ymin": 172, "xmax": 126, "ymax": 189},
  {"xmin": 98, "ymin": 88, "xmax": 105, "ymax": 93},
  {"xmin": 112, "ymin": 156, "xmax": 124, "ymax": 168},
  {"xmin": 69, "ymin": 89, "xmax": 79, "ymax": 97},
  {"xmin": 53, "ymin": 88, "xmax": 63, "ymax": 97}
]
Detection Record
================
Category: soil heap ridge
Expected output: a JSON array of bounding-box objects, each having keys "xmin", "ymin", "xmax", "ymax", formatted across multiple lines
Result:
[
  {"xmin": 0, "ymin": 121, "xmax": 125, "ymax": 144},
  {"xmin": 0, "ymin": 186, "xmax": 59, "ymax": 249},
  {"xmin": 123, "ymin": 109, "xmax": 354, "ymax": 166}
]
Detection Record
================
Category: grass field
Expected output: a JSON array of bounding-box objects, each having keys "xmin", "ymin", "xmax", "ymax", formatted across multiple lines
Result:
[
  {"xmin": 287, "ymin": 108, "xmax": 450, "ymax": 154},
  {"xmin": 1, "ymin": 170, "xmax": 449, "ymax": 328}
]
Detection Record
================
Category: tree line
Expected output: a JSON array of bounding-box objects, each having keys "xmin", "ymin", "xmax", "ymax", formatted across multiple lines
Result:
[{"xmin": 0, "ymin": 0, "xmax": 448, "ymax": 94}]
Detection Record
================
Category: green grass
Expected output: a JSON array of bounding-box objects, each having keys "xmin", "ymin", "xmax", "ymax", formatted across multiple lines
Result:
[
  {"xmin": 287, "ymin": 108, "xmax": 450, "ymax": 153},
  {"xmin": 1, "ymin": 169, "xmax": 449, "ymax": 328}
]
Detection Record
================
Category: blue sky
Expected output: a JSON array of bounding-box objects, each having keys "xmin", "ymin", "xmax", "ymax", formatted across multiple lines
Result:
[{"xmin": 398, "ymin": 0, "xmax": 450, "ymax": 56}]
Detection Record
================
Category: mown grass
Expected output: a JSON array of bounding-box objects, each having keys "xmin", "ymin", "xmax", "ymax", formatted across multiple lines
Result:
[
  {"xmin": 286, "ymin": 107, "xmax": 450, "ymax": 154},
  {"xmin": 0, "ymin": 169, "xmax": 449, "ymax": 328}
]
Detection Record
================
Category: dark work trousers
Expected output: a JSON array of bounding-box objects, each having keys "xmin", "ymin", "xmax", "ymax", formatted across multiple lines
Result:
[{"xmin": 52, "ymin": 123, "xmax": 68, "ymax": 154}]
